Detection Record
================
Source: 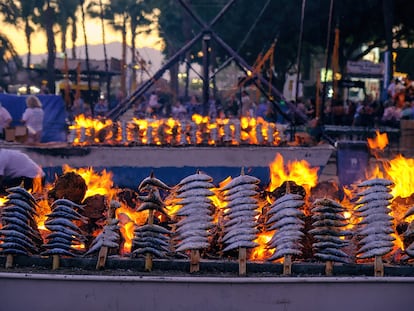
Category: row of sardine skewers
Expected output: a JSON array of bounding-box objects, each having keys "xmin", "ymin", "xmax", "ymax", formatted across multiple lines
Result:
[{"xmin": 1, "ymin": 175, "xmax": 414, "ymax": 266}]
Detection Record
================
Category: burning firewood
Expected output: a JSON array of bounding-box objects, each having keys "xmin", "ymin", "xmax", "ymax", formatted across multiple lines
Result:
[
  {"xmin": 220, "ymin": 169, "xmax": 260, "ymax": 276},
  {"xmin": 266, "ymin": 190, "xmax": 305, "ymax": 275},
  {"xmin": 354, "ymin": 178, "xmax": 395, "ymax": 277},
  {"xmin": 402, "ymin": 205, "xmax": 414, "ymax": 258},
  {"xmin": 83, "ymin": 200, "xmax": 122, "ymax": 269},
  {"xmin": 42, "ymin": 198, "xmax": 87, "ymax": 270},
  {"xmin": 48, "ymin": 171, "xmax": 87, "ymax": 204},
  {"xmin": 0, "ymin": 186, "xmax": 41, "ymax": 268},
  {"xmin": 132, "ymin": 173, "xmax": 172, "ymax": 271},
  {"xmin": 310, "ymin": 198, "xmax": 352, "ymax": 275},
  {"xmin": 172, "ymin": 171, "xmax": 215, "ymax": 273}
]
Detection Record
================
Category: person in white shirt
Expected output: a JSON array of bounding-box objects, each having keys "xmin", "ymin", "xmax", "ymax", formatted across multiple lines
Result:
[
  {"xmin": 0, "ymin": 148, "xmax": 45, "ymax": 195},
  {"xmin": 0, "ymin": 102, "xmax": 12, "ymax": 139},
  {"xmin": 21, "ymin": 95, "xmax": 44, "ymax": 144}
]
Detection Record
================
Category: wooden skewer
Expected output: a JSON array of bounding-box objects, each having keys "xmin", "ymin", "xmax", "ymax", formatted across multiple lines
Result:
[
  {"xmin": 239, "ymin": 247, "xmax": 247, "ymax": 276},
  {"xmin": 96, "ymin": 201, "xmax": 118, "ymax": 270},
  {"xmin": 96, "ymin": 247, "xmax": 109, "ymax": 270},
  {"xmin": 283, "ymin": 254, "xmax": 292, "ymax": 275},
  {"xmin": 325, "ymin": 260, "xmax": 334, "ymax": 276},
  {"xmin": 190, "ymin": 249, "xmax": 200, "ymax": 273},
  {"xmin": 5, "ymin": 254, "xmax": 14, "ymax": 269},
  {"xmin": 282, "ymin": 182, "xmax": 293, "ymax": 276},
  {"xmin": 374, "ymin": 255, "xmax": 384, "ymax": 277},
  {"xmin": 145, "ymin": 209, "xmax": 155, "ymax": 272},
  {"xmin": 52, "ymin": 254, "xmax": 60, "ymax": 270}
]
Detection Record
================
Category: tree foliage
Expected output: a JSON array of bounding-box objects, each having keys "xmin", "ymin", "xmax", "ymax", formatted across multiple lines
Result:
[{"xmin": 152, "ymin": 0, "xmax": 414, "ymax": 90}]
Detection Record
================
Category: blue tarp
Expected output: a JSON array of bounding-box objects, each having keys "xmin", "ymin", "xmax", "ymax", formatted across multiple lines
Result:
[{"xmin": 0, "ymin": 94, "xmax": 68, "ymax": 142}]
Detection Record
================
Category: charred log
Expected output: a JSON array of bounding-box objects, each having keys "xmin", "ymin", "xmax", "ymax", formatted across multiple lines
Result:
[{"xmin": 48, "ymin": 172, "xmax": 87, "ymax": 204}]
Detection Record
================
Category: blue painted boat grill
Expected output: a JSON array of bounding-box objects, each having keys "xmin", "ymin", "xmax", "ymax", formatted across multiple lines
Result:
[{"xmin": 1, "ymin": 143, "xmax": 335, "ymax": 189}]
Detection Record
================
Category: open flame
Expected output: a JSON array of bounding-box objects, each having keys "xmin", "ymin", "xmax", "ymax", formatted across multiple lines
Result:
[
  {"xmin": 367, "ymin": 130, "xmax": 388, "ymax": 151},
  {"xmin": 267, "ymin": 153, "xmax": 319, "ymax": 193},
  {"xmin": 62, "ymin": 164, "xmax": 117, "ymax": 201},
  {"xmin": 383, "ymin": 155, "xmax": 414, "ymax": 200},
  {"xmin": 251, "ymin": 231, "xmax": 275, "ymax": 261},
  {"xmin": 68, "ymin": 114, "xmax": 281, "ymax": 146},
  {"xmin": 4, "ymin": 137, "xmax": 414, "ymax": 263},
  {"xmin": 68, "ymin": 114, "xmax": 113, "ymax": 145}
]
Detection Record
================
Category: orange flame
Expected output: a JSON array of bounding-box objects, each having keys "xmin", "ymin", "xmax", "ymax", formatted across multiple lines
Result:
[
  {"xmin": 69, "ymin": 114, "xmax": 113, "ymax": 145},
  {"xmin": 250, "ymin": 231, "xmax": 275, "ymax": 261},
  {"xmin": 70, "ymin": 114, "xmax": 281, "ymax": 146},
  {"xmin": 116, "ymin": 203, "xmax": 147, "ymax": 253},
  {"xmin": 367, "ymin": 130, "xmax": 388, "ymax": 151},
  {"xmin": 383, "ymin": 155, "xmax": 414, "ymax": 199},
  {"xmin": 267, "ymin": 153, "xmax": 319, "ymax": 193},
  {"xmin": 62, "ymin": 165, "xmax": 117, "ymax": 201}
]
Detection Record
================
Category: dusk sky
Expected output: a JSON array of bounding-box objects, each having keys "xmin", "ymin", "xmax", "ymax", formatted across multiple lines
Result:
[{"xmin": 1, "ymin": 16, "xmax": 161, "ymax": 56}]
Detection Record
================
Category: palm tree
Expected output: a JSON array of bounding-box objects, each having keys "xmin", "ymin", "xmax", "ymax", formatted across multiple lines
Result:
[
  {"xmin": 88, "ymin": 0, "xmax": 154, "ymax": 98},
  {"xmin": 36, "ymin": 0, "xmax": 57, "ymax": 94},
  {"xmin": 0, "ymin": 0, "xmax": 37, "ymax": 68},
  {"xmin": 0, "ymin": 32, "xmax": 21, "ymax": 89},
  {"xmin": 55, "ymin": 0, "xmax": 80, "ymax": 56},
  {"xmin": 87, "ymin": 0, "xmax": 110, "ymax": 98},
  {"xmin": 128, "ymin": 1, "xmax": 152, "ymax": 92},
  {"xmin": 105, "ymin": 0, "xmax": 130, "ymax": 98},
  {"xmin": 80, "ymin": 0, "xmax": 93, "ymax": 112}
]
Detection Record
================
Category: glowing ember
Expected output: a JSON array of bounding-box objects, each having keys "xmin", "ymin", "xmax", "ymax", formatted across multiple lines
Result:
[{"xmin": 267, "ymin": 153, "xmax": 319, "ymax": 193}]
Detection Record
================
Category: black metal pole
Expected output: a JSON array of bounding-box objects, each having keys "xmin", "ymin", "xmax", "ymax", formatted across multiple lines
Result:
[
  {"xmin": 106, "ymin": 32, "xmax": 203, "ymax": 120},
  {"xmin": 80, "ymin": 0, "xmax": 93, "ymax": 114},
  {"xmin": 320, "ymin": 0, "xmax": 335, "ymax": 124},
  {"xmin": 107, "ymin": 1, "xmax": 235, "ymax": 120},
  {"xmin": 202, "ymin": 32, "xmax": 211, "ymax": 115},
  {"xmin": 178, "ymin": 0, "xmax": 236, "ymax": 30},
  {"xmin": 209, "ymin": 31, "xmax": 304, "ymax": 123},
  {"xmin": 295, "ymin": 0, "xmax": 306, "ymax": 104}
]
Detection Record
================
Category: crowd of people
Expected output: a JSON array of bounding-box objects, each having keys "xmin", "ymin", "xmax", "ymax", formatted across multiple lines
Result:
[
  {"xmin": 318, "ymin": 77, "xmax": 414, "ymax": 129},
  {"xmin": 3, "ymin": 77, "xmax": 414, "ymax": 146},
  {"xmin": 132, "ymin": 90, "xmax": 280, "ymax": 123}
]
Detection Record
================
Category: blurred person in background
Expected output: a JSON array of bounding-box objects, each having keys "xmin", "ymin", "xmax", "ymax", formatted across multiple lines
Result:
[
  {"xmin": 21, "ymin": 95, "xmax": 44, "ymax": 144},
  {"xmin": 0, "ymin": 101, "xmax": 12, "ymax": 140},
  {"xmin": 171, "ymin": 100, "xmax": 187, "ymax": 119},
  {"xmin": 0, "ymin": 148, "xmax": 45, "ymax": 195},
  {"xmin": 94, "ymin": 95, "xmax": 109, "ymax": 117}
]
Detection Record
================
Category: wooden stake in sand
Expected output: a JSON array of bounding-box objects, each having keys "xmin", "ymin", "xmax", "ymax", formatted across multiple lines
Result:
[
  {"xmin": 282, "ymin": 182, "xmax": 293, "ymax": 276},
  {"xmin": 52, "ymin": 254, "xmax": 60, "ymax": 270},
  {"xmin": 5, "ymin": 254, "xmax": 14, "ymax": 269},
  {"xmin": 96, "ymin": 200, "xmax": 120, "ymax": 270},
  {"xmin": 239, "ymin": 247, "xmax": 247, "ymax": 276},
  {"xmin": 374, "ymin": 255, "xmax": 384, "ymax": 277},
  {"xmin": 283, "ymin": 255, "xmax": 292, "ymax": 275},
  {"xmin": 238, "ymin": 167, "xmax": 248, "ymax": 277},
  {"xmin": 145, "ymin": 210, "xmax": 155, "ymax": 272},
  {"xmin": 325, "ymin": 260, "xmax": 334, "ymax": 276},
  {"xmin": 190, "ymin": 249, "xmax": 200, "ymax": 273}
]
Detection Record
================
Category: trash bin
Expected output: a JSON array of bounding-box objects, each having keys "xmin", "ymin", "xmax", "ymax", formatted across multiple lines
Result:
[{"xmin": 336, "ymin": 140, "xmax": 370, "ymax": 186}]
